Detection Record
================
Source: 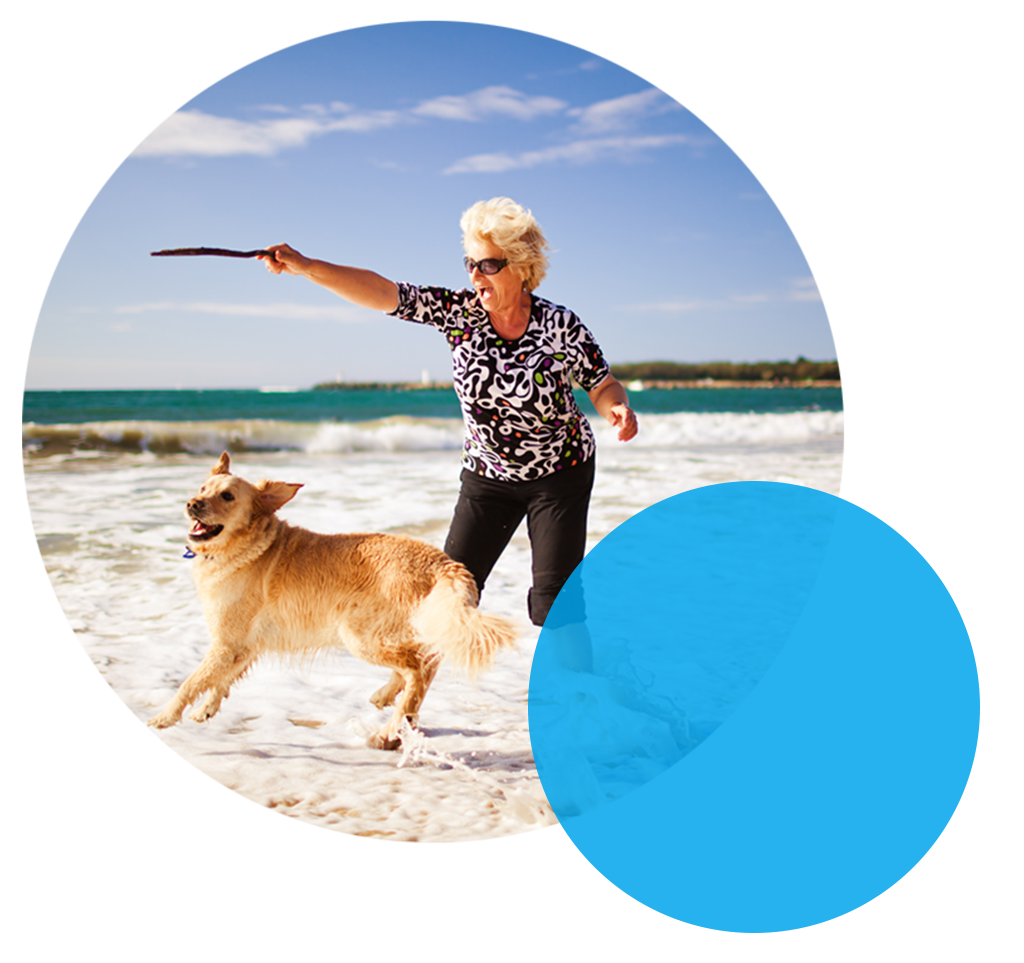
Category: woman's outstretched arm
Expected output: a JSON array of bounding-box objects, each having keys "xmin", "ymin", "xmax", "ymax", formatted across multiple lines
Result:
[{"xmin": 259, "ymin": 243, "xmax": 399, "ymax": 313}]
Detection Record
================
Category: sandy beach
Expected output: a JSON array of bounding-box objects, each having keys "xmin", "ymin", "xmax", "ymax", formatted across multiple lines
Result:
[
  {"xmin": 24, "ymin": 406, "xmax": 843, "ymax": 841},
  {"xmin": 19, "ymin": 395, "xmax": 1019, "ymax": 840}
]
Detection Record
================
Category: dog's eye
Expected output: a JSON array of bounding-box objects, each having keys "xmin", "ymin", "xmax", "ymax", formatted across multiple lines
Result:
[{"xmin": 221, "ymin": 492, "xmax": 235, "ymax": 502}]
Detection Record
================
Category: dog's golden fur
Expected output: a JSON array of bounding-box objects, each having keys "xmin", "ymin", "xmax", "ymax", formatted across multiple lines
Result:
[{"xmin": 147, "ymin": 452, "xmax": 517, "ymax": 750}]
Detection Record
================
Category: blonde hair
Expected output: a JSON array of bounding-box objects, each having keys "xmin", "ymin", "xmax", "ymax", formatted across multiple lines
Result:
[{"xmin": 460, "ymin": 197, "xmax": 551, "ymax": 292}]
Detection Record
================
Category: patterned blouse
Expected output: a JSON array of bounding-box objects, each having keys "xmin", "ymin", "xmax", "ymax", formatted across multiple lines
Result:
[{"xmin": 389, "ymin": 282, "xmax": 611, "ymax": 482}]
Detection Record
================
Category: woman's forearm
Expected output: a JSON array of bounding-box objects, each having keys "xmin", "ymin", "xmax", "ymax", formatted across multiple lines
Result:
[
  {"xmin": 300, "ymin": 260, "xmax": 399, "ymax": 311},
  {"xmin": 588, "ymin": 375, "xmax": 628, "ymax": 421},
  {"xmin": 260, "ymin": 243, "xmax": 399, "ymax": 312}
]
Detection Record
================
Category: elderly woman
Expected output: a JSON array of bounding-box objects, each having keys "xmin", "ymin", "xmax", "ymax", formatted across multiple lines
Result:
[{"xmin": 260, "ymin": 197, "xmax": 637, "ymax": 630}]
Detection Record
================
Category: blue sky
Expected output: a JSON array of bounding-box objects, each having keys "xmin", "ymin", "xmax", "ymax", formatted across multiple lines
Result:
[{"xmin": 27, "ymin": 21, "xmax": 834, "ymax": 389}]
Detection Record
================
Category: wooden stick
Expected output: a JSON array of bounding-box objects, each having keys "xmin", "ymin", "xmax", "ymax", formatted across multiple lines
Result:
[{"xmin": 150, "ymin": 247, "xmax": 274, "ymax": 258}]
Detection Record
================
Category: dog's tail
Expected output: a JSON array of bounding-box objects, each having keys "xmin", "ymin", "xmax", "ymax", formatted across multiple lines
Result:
[{"xmin": 411, "ymin": 561, "xmax": 518, "ymax": 676}]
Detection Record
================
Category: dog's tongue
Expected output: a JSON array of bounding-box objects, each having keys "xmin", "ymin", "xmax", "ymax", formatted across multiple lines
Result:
[{"xmin": 190, "ymin": 520, "xmax": 207, "ymax": 535}]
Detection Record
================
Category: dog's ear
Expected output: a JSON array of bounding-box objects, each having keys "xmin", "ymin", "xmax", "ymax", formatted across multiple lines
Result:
[
  {"xmin": 254, "ymin": 479, "xmax": 303, "ymax": 515},
  {"xmin": 212, "ymin": 451, "xmax": 231, "ymax": 476}
]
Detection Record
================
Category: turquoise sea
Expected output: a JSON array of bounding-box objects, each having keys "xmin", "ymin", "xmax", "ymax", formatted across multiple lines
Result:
[{"xmin": 24, "ymin": 385, "xmax": 842, "ymax": 422}]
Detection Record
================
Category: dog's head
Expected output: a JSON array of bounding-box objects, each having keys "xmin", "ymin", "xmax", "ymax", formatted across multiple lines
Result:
[{"xmin": 186, "ymin": 451, "xmax": 303, "ymax": 550}]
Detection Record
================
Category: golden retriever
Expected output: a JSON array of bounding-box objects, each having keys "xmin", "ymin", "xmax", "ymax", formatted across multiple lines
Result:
[{"xmin": 147, "ymin": 452, "xmax": 517, "ymax": 750}]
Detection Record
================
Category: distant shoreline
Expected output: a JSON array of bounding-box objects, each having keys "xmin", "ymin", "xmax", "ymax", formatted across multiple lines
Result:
[{"xmin": 311, "ymin": 358, "xmax": 1024, "ymax": 393}]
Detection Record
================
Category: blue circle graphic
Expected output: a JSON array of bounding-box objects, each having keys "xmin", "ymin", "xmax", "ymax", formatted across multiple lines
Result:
[
  {"xmin": 532, "ymin": 485, "xmax": 1019, "ymax": 930},
  {"xmin": 528, "ymin": 481, "xmax": 839, "ymax": 819}
]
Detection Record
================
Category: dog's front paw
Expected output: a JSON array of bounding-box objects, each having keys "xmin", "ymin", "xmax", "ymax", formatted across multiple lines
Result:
[
  {"xmin": 147, "ymin": 711, "xmax": 180, "ymax": 729},
  {"xmin": 190, "ymin": 696, "xmax": 222, "ymax": 724}
]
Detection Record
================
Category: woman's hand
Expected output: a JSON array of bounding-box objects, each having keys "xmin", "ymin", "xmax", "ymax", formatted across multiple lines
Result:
[
  {"xmin": 588, "ymin": 375, "xmax": 638, "ymax": 441},
  {"xmin": 257, "ymin": 245, "xmax": 399, "ymax": 312},
  {"xmin": 608, "ymin": 402, "xmax": 639, "ymax": 442},
  {"xmin": 258, "ymin": 243, "xmax": 310, "ymax": 277}
]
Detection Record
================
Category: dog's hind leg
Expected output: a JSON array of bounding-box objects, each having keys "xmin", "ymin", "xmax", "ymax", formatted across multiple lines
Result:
[
  {"xmin": 416, "ymin": 657, "xmax": 441, "ymax": 710},
  {"xmin": 368, "ymin": 654, "xmax": 441, "ymax": 751},
  {"xmin": 369, "ymin": 670, "xmax": 404, "ymax": 710}
]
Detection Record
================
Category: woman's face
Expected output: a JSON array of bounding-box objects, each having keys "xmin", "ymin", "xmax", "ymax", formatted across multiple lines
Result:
[{"xmin": 464, "ymin": 235, "xmax": 525, "ymax": 317}]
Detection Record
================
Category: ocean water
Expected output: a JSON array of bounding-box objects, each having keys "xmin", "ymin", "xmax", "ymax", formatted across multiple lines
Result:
[
  {"xmin": 23, "ymin": 386, "xmax": 841, "ymax": 456},
  {"xmin": 22, "ymin": 386, "xmax": 843, "ymax": 841}
]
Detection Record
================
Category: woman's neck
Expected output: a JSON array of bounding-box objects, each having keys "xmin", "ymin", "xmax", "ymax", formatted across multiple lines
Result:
[{"xmin": 487, "ymin": 290, "xmax": 533, "ymax": 340}]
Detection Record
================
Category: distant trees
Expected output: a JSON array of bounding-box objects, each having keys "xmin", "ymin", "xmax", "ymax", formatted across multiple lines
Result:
[
  {"xmin": 609, "ymin": 357, "xmax": 840, "ymax": 383},
  {"xmin": 610, "ymin": 358, "xmax": 1019, "ymax": 381}
]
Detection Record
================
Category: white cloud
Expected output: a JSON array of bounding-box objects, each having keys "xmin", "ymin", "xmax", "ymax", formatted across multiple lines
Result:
[
  {"xmin": 131, "ymin": 87, "xmax": 688, "ymax": 165},
  {"xmin": 411, "ymin": 86, "xmax": 567, "ymax": 122},
  {"xmin": 131, "ymin": 89, "xmax": 562, "ymax": 159},
  {"xmin": 443, "ymin": 153, "xmax": 520, "ymax": 174},
  {"xmin": 789, "ymin": 278, "xmax": 822, "ymax": 302},
  {"xmin": 622, "ymin": 290, "xmax": 774, "ymax": 309},
  {"xmin": 116, "ymin": 301, "xmax": 176, "ymax": 313},
  {"xmin": 622, "ymin": 300, "xmax": 706, "ymax": 313},
  {"xmin": 618, "ymin": 280, "xmax": 860, "ymax": 313},
  {"xmin": 115, "ymin": 301, "xmax": 366, "ymax": 322},
  {"xmin": 444, "ymin": 134, "xmax": 692, "ymax": 174},
  {"xmin": 625, "ymin": 282, "xmax": 823, "ymax": 313},
  {"xmin": 2, "ymin": 110, "xmax": 403, "ymax": 156},
  {"xmin": 567, "ymin": 88, "xmax": 677, "ymax": 134},
  {"xmin": 327, "ymin": 111, "xmax": 405, "ymax": 133}
]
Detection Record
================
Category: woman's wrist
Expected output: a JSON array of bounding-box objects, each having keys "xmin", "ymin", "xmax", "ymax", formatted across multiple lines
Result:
[{"xmin": 293, "ymin": 255, "xmax": 325, "ymax": 281}]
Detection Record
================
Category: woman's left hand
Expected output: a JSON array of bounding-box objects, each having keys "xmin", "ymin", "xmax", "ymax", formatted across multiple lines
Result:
[
  {"xmin": 608, "ymin": 402, "xmax": 639, "ymax": 441},
  {"xmin": 588, "ymin": 375, "xmax": 639, "ymax": 442}
]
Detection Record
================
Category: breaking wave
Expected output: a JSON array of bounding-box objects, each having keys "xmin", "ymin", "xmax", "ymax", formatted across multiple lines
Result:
[{"xmin": 23, "ymin": 410, "xmax": 843, "ymax": 458}]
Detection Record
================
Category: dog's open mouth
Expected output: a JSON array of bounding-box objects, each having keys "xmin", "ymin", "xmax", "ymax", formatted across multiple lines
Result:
[{"xmin": 188, "ymin": 519, "xmax": 224, "ymax": 542}]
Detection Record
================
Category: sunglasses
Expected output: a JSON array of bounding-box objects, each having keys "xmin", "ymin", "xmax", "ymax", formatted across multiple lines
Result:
[{"xmin": 463, "ymin": 256, "xmax": 509, "ymax": 276}]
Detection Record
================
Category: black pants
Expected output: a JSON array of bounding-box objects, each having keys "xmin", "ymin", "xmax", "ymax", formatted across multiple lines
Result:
[{"xmin": 444, "ymin": 459, "xmax": 595, "ymax": 627}]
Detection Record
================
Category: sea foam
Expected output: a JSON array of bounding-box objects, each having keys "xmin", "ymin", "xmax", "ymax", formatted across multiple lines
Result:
[{"xmin": 24, "ymin": 410, "xmax": 843, "ymax": 458}]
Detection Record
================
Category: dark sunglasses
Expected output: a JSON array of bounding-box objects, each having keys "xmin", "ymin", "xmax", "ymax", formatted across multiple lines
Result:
[{"xmin": 463, "ymin": 256, "xmax": 509, "ymax": 276}]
